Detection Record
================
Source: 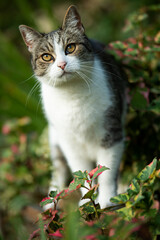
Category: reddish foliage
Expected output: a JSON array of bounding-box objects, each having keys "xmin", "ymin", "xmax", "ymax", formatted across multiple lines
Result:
[
  {"xmin": 2, "ymin": 124, "xmax": 11, "ymax": 135},
  {"xmin": 48, "ymin": 229, "xmax": 63, "ymax": 238},
  {"xmin": 20, "ymin": 134, "xmax": 27, "ymax": 143},
  {"xmin": 88, "ymin": 165, "xmax": 103, "ymax": 178},
  {"xmin": 41, "ymin": 197, "xmax": 51, "ymax": 202},
  {"xmin": 11, "ymin": 144, "xmax": 19, "ymax": 154},
  {"xmin": 85, "ymin": 234, "xmax": 98, "ymax": 240}
]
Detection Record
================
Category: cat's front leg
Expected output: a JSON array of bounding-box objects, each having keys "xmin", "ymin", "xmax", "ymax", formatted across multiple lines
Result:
[
  {"xmin": 61, "ymin": 148, "xmax": 94, "ymax": 206},
  {"xmin": 44, "ymin": 125, "xmax": 70, "ymax": 210},
  {"xmin": 48, "ymin": 124, "xmax": 70, "ymax": 192},
  {"xmin": 96, "ymin": 141, "xmax": 124, "ymax": 208}
]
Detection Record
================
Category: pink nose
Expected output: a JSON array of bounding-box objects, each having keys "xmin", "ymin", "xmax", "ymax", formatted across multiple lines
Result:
[{"xmin": 57, "ymin": 61, "xmax": 67, "ymax": 70}]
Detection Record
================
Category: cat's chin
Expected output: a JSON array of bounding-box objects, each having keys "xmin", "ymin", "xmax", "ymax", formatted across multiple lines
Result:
[
  {"xmin": 55, "ymin": 74, "xmax": 76, "ymax": 87},
  {"xmin": 54, "ymin": 72, "xmax": 75, "ymax": 86},
  {"xmin": 37, "ymin": 72, "xmax": 76, "ymax": 87}
]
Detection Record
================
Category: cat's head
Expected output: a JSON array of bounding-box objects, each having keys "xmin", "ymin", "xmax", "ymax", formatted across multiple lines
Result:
[{"xmin": 19, "ymin": 6, "xmax": 94, "ymax": 86}]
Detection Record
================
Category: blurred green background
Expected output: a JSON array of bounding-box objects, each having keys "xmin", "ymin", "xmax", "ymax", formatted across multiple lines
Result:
[{"xmin": 0, "ymin": 0, "xmax": 160, "ymax": 239}]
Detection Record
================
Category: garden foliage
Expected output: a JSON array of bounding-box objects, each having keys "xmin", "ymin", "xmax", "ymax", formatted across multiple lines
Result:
[
  {"xmin": 109, "ymin": 4, "xmax": 160, "ymax": 176},
  {"xmin": 30, "ymin": 159, "xmax": 160, "ymax": 240}
]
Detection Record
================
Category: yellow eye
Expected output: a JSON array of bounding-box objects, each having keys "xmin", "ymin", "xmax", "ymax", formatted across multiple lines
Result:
[
  {"xmin": 41, "ymin": 53, "xmax": 54, "ymax": 62},
  {"xmin": 65, "ymin": 44, "xmax": 76, "ymax": 55}
]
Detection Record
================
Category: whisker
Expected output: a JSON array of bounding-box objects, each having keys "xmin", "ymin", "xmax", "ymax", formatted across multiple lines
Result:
[
  {"xmin": 80, "ymin": 64, "xmax": 123, "ymax": 80},
  {"xmin": 76, "ymin": 71, "xmax": 91, "ymax": 94},
  {"xmin": 26, "ymin": 80, "xmax": 40, "ymax": 106},
  {"xmin": 36, "ymin": 95, "xmax": 42, "ymax": 114},
  {"xmin": 79, "ymin": 59, "xmax": 119, "ymax": 69},
  {"xmin": 78, "ymin": 69, "xmax": 101, "ymax": 89},
  {"xmin": 20, "ymin": 74, "xmax": 36, "ymax": 84},
  {"xmin": 79, "ymin": 70, "xmax": 101, "ymax": 89}
]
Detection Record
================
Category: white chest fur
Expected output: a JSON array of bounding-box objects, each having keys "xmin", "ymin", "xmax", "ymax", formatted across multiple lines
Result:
[{"xmin": 40, "ymin": 58, "xmax": 112, "ymax": 150}]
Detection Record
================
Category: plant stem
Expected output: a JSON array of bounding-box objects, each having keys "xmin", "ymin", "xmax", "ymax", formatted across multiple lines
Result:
[
  {"xmin": 91, "ymin": 199, "xmax": 99, "ymax": 220},
  {"xmin": 81, "ymin": 185, "xmax": 90, "ymax": 191}
]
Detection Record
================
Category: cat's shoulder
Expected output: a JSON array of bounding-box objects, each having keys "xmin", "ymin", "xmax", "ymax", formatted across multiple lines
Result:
[{"xmin": 89, "ymin": 38, "xmax": 127, "ymax": 85}]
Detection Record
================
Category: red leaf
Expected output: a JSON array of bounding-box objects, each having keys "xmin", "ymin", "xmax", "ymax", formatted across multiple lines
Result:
[
  {"xmin": 139, "ymin": 82, "xmax": 150, "ymax": 104},
  {"xmin": 29, "ymin": 228, "xmax": 40, "ymax": 240},
  {"xmin": 89, "ymin": 165, "xmax": 103, "ymax": 178},
  {"xmin": 126, "ymin": 47, "xmax": 134, "ymax": 52},
  {"xmin": 2, "ymin": 124, "xmax": 11, "ymax": 135},
  {"xmin": 109, "ymin": 228, "xmax": 115, "ymax": 237},
  {"xmin": 48, "ymin": 229, "xmax": 63, "ymax": 238},
  {"xmin": 41, "ymin": 197, "xmax": 51, "ymax": 202},
  {"xmin": 86, "ymin": 234, "xmax": 98, "ymax": 240},
  {"xmin": 20, "ymin": 134, "xmax": 27, "ymax": 144},
  {"xmin": 11, "ymin": 144, "xmax": 19, "ymax": 154}
]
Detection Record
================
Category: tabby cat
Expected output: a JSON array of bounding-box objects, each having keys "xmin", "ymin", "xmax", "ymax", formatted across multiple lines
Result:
[{"xmin": 19, "ymin": 5, "xmax": 126, "ymax": 208}]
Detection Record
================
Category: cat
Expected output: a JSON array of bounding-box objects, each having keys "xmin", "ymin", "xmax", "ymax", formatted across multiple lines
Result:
[{"xmin": 19, "ymin": 5, "xmax": 126, "ymax": 208}]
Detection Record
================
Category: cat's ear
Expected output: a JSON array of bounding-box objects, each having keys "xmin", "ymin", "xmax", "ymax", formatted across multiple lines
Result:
[
  {"xmin": 19, "ymin": 25, "xmax": 42, "ymax": 52},
  {"xmin": 62, "ymin": 5, "xmax": 84, "ymax": 33}
]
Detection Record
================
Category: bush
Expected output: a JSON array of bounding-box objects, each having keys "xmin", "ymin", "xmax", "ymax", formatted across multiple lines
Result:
[
  {"xmin": 109, "ymin": 4, "xmax": 160, "ymax": 182},
  {"xmin": 30, "ymin": 159, "xmax": 160, "ymax": 240}
]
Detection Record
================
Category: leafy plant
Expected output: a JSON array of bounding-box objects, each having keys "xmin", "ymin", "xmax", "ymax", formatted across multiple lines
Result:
[
  {"xmin": 107, "ymin": 4, "xmax": 160, "ymax": 183},
  {"xmin": 0, "ymin": 118, "xmax": 50, "ymax": 239},
  {"xmin": 30, "ymin": 159, "xmax": 160, "ymax": 240}
]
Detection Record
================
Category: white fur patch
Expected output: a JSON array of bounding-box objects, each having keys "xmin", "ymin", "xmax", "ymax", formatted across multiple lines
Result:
[{"xmin": 40, "ymin": 57, "xmax": 112, "ymax": 159}]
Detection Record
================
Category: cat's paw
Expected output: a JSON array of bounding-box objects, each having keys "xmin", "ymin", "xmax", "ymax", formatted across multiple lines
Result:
[
  {"xmin": 78, "ymin": 198, "xmax": 90, "ymax": 207},
  {"xmin": 97, "ymin": 195, "xmax": 116, "ymax": 209}
]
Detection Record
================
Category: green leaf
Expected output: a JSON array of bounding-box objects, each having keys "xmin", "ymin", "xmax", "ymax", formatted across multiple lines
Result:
[
  {"xmin": 137, "ymin": 158, "xmax": 157, "ymax": 181},
  {"xmin": 81, "ymin": 188, "xmax": 95, "ymax": 200},
  {"xmin": 131, "ymin": 90, "xmax": 148, "ymax": 110},
  {"xmin": 124, "ymin": 48, "xmax": 138, "ymax": 56},
  {"xmin": 117, "ymin": 207, "xmax": 134, "ymax": 221},
  {"xmin": 127, "ymin": 178, "xmax": 140, "ymax": 196},
  {"xmin": 148, "ymin": 98, "xmax": 160, "ymax": 114},
  {"xmin": 40, "ymin": 198, "xmax": 54, "ymax": 207},
  {"xmin": 111, "ymin": 41, "xmax": 127, "ymax": 50},
  {"xmin": 80, "ymin": 202, "xmax": 95, "ymax": 214},
  {"xmin": 91, "ymin": 193, "xmax": 98, "ymax": 201},
  {"xmin": 133, "ymin": 194, "xmax": 144, "ymax": 206},
  {"xmin": 69, "ymin": 178, "xmax": 85, "ymax": 190},
  {"xmin": 156, "ymin": 169, "xmax": 160, "ymax": 178},
  {"xmin": 49, "ymin": 190, "xmax": 58, "ymax": 198},
  {"xmin": 73, "ymin": 170, "xmax": 86, "ymax": 179},
  {"xmin": 110, "ymin": 192, "xmax": 130, "ymax": 204}
]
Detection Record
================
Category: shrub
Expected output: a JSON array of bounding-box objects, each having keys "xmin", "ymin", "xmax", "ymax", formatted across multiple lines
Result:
[{"xmin": 30, "ymin": 159, "xmax": 160, "ymax": 240}]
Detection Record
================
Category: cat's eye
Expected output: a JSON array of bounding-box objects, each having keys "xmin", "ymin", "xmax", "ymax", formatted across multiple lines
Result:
[
  {"xmin": 41, "ymin": 53, "xmax": 54, "ymax": 62},
  {"xmin": 65, "ymin": 44, "xmax": 76, "ymax": 55}
]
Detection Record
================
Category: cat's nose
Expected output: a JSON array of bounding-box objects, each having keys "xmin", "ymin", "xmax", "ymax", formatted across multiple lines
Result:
[{"xmin": 57, "ymin": 61, "xmax": 67, "ymax": 70}]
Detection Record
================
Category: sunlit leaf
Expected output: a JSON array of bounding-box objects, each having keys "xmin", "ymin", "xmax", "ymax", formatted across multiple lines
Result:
[
  {"xmin": 40, "ymin": 198, "xmax": 54, "ymax": 207},
  {"xmin": 73, "ymin": 170, "xmax": 87, "ymax": 179},
  {"xmin": 49, "ymin": 190, "xmax": 58, "ymax": 198},
  {"xmin": 91, "ymin": 166, "xmax": 109, "ymax": 180},
  {"xmin": 110, "ymin": 192, "xmax": 130, "ymax": 204},
  {"xmin": 137, "ymin": 158, "xmax": 157, "ymax": 181}
]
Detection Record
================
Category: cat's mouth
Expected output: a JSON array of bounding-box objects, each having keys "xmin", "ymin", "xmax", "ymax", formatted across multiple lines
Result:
[{"xmin": 59, "ymin": 71, "xmax": 72, "ymax": 78}]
